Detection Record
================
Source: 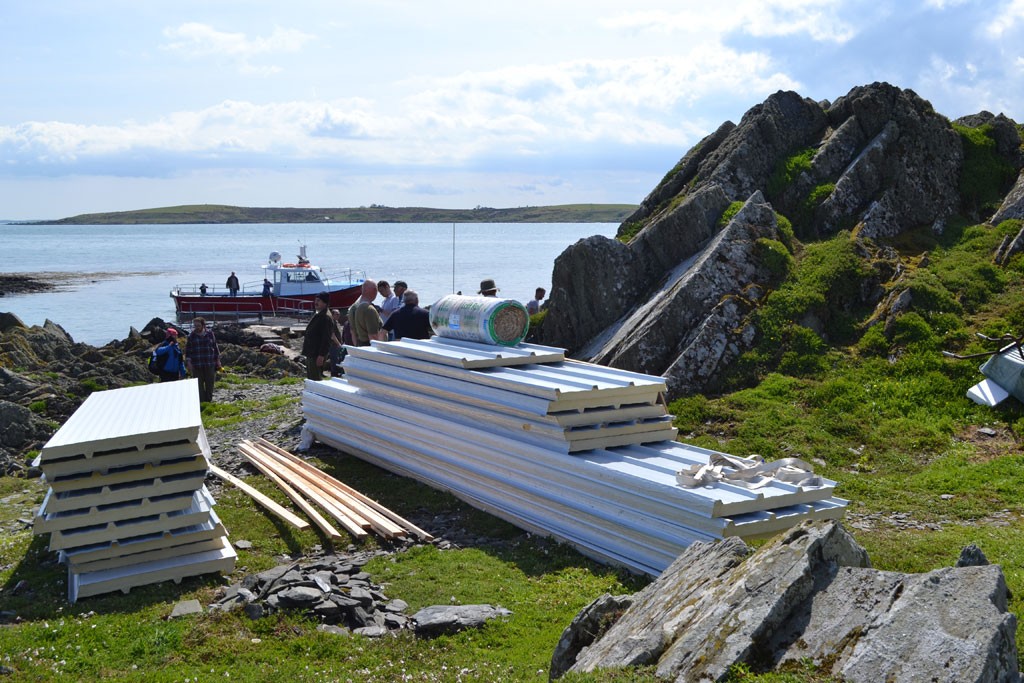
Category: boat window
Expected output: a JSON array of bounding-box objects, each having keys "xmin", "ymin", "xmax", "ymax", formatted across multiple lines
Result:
[{"xmin": 285, "ymin": 270, "xmax": 322, "ymax": 283}]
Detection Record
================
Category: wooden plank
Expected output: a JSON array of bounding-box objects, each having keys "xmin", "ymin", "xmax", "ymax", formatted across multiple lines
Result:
[
  {"xmin": 208, "ymin": 464, "xmax": 309, "ymax": 530},
  {"xmin": 236, "ymin": 442, "xmax": 347, "ymax": 540},
  {"xmin": 244, "ymin": 442, "xmax": 395, "ymax": 538},
  {"xmin": 240, "ymin": 442, "xmax": 370, "ymax": 538},
  {"xmin": 255, "ymin": 437, "xmax": 433, "ymax": 541}
]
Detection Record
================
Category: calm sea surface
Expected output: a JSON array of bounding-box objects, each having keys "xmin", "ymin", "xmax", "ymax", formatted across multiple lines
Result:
[{"xmin": 0, "ymin": 222, "xmax": 617, "ymax": 346}]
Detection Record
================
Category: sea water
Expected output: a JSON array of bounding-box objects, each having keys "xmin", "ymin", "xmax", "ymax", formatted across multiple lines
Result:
[{"xmin": 0, "ymin": 222, "xmax": 618, "ymax": 345}]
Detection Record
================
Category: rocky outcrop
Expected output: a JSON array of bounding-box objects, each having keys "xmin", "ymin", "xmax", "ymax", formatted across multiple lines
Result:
[
  {"xmin": 581, "ymin": 192, "xmax": 783, "ymax": 397},
  {"xmin": 0, "ymin": 314, "xmax": 305, "ymax": 473},
  {"xmin": 541, "ymin": 82, "xmax": 1022, "ymax": 397},
  {"xmin": 552, "ymin": 521, "xmax": 1019, "ymax": 682}
]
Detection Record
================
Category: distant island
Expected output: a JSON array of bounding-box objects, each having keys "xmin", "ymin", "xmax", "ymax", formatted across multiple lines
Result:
[{"xmin": 28, "ymin": 203, "xmax": 637, "ymax": 225}]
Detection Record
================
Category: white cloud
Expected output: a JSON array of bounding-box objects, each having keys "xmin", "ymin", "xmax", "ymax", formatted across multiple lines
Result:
[
  {"xmin": 1, "ymin": 48, "xmax": 798, "ymax": 173},
  {"xmin": 161, "ymin": 22, "xmax": 315, "ymax": 74},
  {"xmin": 985, "ymin": 0, "xmax": 1024, "ymax": 37},
  {"xmin": 603, "ymin": 0, "xmax": 856, "ymax": 43}
]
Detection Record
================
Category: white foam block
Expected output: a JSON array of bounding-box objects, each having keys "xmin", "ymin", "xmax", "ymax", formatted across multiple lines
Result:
[{"xmin": 967, "ymin": 378, "xmax": 1010, "ymax": 407}]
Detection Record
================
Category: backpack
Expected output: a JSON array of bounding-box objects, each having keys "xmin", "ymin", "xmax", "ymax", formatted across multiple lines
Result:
[{"xmin": 148, "ymin": 348, "xmax": 168, "ymax": 375}]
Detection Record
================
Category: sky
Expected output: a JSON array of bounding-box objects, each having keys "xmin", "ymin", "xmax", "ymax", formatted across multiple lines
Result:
[{"xmin": 1, "ymin": 0, "xmax": 1022, "ymax": 221}]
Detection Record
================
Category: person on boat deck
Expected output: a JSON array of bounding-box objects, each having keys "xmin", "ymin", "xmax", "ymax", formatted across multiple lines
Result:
[
  {"xmin": 226, "ymin": 272, "xmax": 240, "ymax": 297},
  {"xmin": 349, "ymin": 280, "xmax": 387, "ymax": 346},
  {"xmin": 199, "ymin": 283, "xmax": 208, "ymax": 296},
  {"xmin": 383, "ymin": 290, "xmax": 432, "ymax": 341},
  {"xmin": 526, "ymin": 287, "xmax": 546, "ymax": 315},
  {"xmin": 262, "ymin": 278, "xmax": 272, "ymax": 297},
  {"xmin": 479, "ymin": 278, "xmax": 499, "ymax": 297},
  {"xmin": 154, "ymin": 328, "xmax": 186, "ymax": 382},
  {"xmin": 302, "ymin": 292, "xmax": 334, "ymax": 381},
  {"xmin": 185, "ymin": 317, "xmax": 221, "ymax": 403}
]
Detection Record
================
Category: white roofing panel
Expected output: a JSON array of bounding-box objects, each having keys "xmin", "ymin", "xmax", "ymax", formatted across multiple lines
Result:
[
  {"xmin": 47, "ymin": 487, "xmax": 216, "ymax": 551},
  {"xmin": 68, "ymin": 535, "xmax": 236, "ymax": 602},
  {"xmin": 371, "ymin": 337, "xmax": 566, "ymax": 368},
  {"xmin": 41, "ymin": 469, "xmax": 208, "ymax": 513},
  {"xmin": 40, "ymin": 380, "xmax": 202, "ymax": 462},
  {"xmin": 35, "ymin": 427, "xmax": 211, "ymax": 478},
  {"xmin": 60, "ymin": 512, "xmax": 227, "ymax": 568},
  {"xmin": 344, "ymin": 345, "xmax": 666, "ymax": 402}
]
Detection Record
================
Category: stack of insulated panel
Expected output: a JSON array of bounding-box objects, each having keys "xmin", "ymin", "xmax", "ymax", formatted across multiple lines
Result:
[
  {"xmin": 33, "ymin": 379, "xmax": 235, "ymax": 602},
  {"xmin": 302, "ymin": 337, "xmax": 847, "ymax": 576}
]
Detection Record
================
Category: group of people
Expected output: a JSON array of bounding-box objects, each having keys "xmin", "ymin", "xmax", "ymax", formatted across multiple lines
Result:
[
  {"xmin": 151, "ymin": 317, "xmax": 222, "ymax": 403},
  {"xmin": 156, "ymin": 276, "xmax": 549, "ymax": 395},
  {"xmin": 302, "ymin": 278, "xmax": 434, "ymax": 380}
]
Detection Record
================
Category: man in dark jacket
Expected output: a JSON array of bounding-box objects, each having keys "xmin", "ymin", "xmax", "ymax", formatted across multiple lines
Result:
[
  {"xmin": 185, "ymin": 317, "xmax": 221, "ymax": 402},
  {"xmin": 383, "ymin": 290, "xmax": 433, "ymax": 340},
  {"xmin": 302, "ymin": 292, "xmax": 334, "ymax": 380}
]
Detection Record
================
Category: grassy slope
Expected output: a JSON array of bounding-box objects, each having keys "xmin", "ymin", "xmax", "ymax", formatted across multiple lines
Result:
[{"xmin": 36, "ymin": 203, "xmax": 638, "ymax": 225}]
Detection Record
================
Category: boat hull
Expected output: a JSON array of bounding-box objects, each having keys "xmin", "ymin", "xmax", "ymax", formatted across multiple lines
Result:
[{"xmin": 171, "ymin": 286, "xmax": 361, "ymax": 316}]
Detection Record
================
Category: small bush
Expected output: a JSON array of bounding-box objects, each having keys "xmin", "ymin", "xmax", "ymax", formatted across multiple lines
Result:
[
  {"xmin": 775, "ymin": 213, "xmax": 796, "ymax": 252},
  {"xmin": 617, "ymin": 220, "xmax": 644, "ymax": 243},
  {"xmin": 718, "ymin": 201, "xmax": 745, "ymax": 228},
  {"xmin": 767, "ymin": 147, "xmax": 815, "ymax": 199},
  {"xmin": 754, "ymin": 238, "xmax": 794, "ymax": 281},
  {"xmin": 28, "ymin": 399, "xmax": 48, "ymax": 414},
  {"xmin": 857, "ymin": 324, "xmax": 890, "ymax": 357},
  {"xmin": 955, "ymin": 123, "xmax": 1018, "ymax": 215},
  {"xmin": 889, "ymin": 312, "xmax": 939, "ymax": 351}
]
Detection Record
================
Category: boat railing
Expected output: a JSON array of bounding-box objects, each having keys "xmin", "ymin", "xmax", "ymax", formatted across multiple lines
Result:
[{"xmin": 324, "ymin": 268, "xmax": 366, "ymax": 285}]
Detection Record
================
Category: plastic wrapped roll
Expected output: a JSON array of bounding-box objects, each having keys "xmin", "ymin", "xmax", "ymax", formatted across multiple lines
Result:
[{"xmin": 429, "ymin": 295, "xmax": 530, "ymax": 347}]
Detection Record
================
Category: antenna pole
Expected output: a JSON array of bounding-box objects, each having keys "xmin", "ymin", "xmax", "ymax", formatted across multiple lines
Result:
[{"xmin": 452, "ymin": 223, "xmax": 456, "ymax": 293}]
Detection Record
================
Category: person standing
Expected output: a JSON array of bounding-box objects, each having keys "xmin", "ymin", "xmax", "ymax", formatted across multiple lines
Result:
[
  {"xmin": 262, "ymin": 278, "xmax": 273, "ymax": 297},
  {"xmin": 185, "ymin": 317, "xmax": 221, "ymax": 403},
  {"xmin": 302, "ymin": 292, "xmax": 334, "ymax": 380},
  {"xmin": 153, "ymin": 328, "xmax": 186, "ymax": 382},
  {"xmin": 478, "ymin": 278, "xmax": 499, "ymax": 297},
  {"xmin": 349, "ymin": 280, "xmax": 386, "ymax": 346},
  {"xmin": 393, "ymin": 281, "xmax": 408, "ymax": 304},
  {"xmin": 329, "ymin": 308, "xmax": 346, "ymax": 376},
  {"xmin": 226, "ymin": 271, "xmax": 240, "ymax": 297},
  {"xmin": 526, "ymin": 287, "xmax": 546, "ymax": 315},
  {"xmin": 383, "ymin": 290, "xmax": 433, "ymax": 340},
  {"xmin": 378, "ymin": 280, "xmax": 401, "ymax": 324}
]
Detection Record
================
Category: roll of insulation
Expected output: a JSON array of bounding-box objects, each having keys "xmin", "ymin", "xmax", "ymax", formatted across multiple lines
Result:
[{"xmin": 429, "ymin": 295, "xmax": 530, "ymax": 346}]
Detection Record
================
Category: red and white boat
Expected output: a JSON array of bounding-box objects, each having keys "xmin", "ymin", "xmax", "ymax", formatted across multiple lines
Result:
[{"xmin": 170, "ymin": 247, "xmax": 364, "ymax": 318}]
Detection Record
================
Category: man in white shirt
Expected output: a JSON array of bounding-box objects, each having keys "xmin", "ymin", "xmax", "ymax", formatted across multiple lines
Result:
[{"xmin": 378, "ymin": 280, "xmax": 401, "ymax": 324}]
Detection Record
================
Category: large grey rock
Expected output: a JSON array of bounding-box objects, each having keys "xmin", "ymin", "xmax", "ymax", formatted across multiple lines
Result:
[
  {"xmin": 556, "ymin": 522, "xmax": 1018, "ymax": 683},
  {"xmin": 540, "ymin": 83, "xmax": 1002, "ymax": 397},
  {"xmin": 992, "ymin": 171, "xmax": 1024, "ymax": 226},
  {"xmin": 411, "ymin": 604, "xmax": 512, "ymax": 637},
  {"xmin": 549, "ymin": 593, "xmax": 634, "ymax": 679},
  {"xmin": 582, "ymin": 192, "xmax": 782, "ymax": 395}
]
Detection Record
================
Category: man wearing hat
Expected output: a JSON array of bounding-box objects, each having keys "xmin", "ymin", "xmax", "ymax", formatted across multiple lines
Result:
[
  {"xmin": 478, "ymin": 278, "xmax": 499, "ymax": 297},
  {"xmin": 302, "ymin": 292, "xmax": 334, "ymax": 380},
  {"xmin": 152, "ymin": 328, "xmax": 186, "ymax": 382}
]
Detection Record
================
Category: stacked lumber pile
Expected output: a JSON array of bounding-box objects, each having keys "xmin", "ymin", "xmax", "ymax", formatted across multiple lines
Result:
[
  {"xmin": 226, "ymin": 438, "xmax": 431, "ymax": 543},
  {"xmin": 302, "ymin": 337, "xmax": 847, "ymax": 576},
  {"xmin": 33, "ymin": 379, "xmax": 235, "ymax": 602}
]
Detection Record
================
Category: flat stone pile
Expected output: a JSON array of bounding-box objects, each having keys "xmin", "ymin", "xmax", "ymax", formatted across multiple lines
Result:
[{"xmin": 210, "ymin": 550, "xmax": 408, "ymax": 636}]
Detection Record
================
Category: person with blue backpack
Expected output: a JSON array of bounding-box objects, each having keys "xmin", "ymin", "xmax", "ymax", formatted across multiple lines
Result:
[{"xmin": 150, "ymin": 328, "xmax": 186, "ymax": 382}]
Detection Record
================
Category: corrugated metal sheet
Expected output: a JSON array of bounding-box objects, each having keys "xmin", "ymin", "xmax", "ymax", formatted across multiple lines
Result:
[
  {"xmin": 371, "ymin": 336, "xmax": 566, "ymax": 368},
  {"xmin": 302, "ymin": 341, "xmax": 847, "ymax": 576},
  {"xmin": 32, "ymin": 380, "xmax": 234, "ymax": 602}
]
